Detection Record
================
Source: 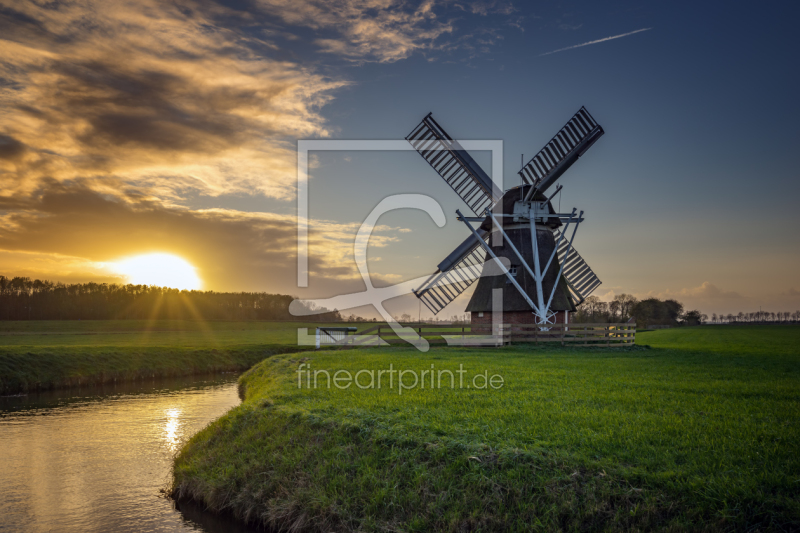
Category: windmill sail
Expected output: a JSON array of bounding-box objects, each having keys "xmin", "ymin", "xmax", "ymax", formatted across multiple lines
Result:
[
  {"xmin": 413, "ymin": 230, "xmax": 490, "ymax": 315},
  {"xmin": 520, "ymin": 107, "xmax": 604, "ymax": 193},
  {"xmin": 407, "ymin": 113, "xmax": 501, "ymax": 216},
  {"xmin": 552, "ymin": 228, "xmax": 601, "ymax": 305}
]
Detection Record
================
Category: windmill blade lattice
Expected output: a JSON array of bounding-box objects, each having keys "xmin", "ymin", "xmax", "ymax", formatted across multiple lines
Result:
[
  {"xmin": 553, "ymin": 228, "xmax": 601, "ymax": 305},
  {"xmin": 413, "ymin": 233, "xmax": 489, "ymax": 314},
  {"xmin": 406, "ymin": 114, "xmax": 500, "ymax": 216},
  {"xmin": 519, "ymin": 107, "xmax": 604, "ymax": 193}
]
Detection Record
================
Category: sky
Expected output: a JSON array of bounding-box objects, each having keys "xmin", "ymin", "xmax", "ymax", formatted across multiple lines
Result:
[{"xmin": 0, "ymin": 0, "xmax": 798, "ymax": 319}]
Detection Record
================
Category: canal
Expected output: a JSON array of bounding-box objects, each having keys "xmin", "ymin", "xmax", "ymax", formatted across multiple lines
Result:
[{"xmin": 0, "ymin": 374, "xmax": 260, "ymax": 532}]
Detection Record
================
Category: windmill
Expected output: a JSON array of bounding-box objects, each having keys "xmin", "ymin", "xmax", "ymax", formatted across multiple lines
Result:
[{"xmin": 407, "ymin": 107, "xmax": 604, "ymax": 326}]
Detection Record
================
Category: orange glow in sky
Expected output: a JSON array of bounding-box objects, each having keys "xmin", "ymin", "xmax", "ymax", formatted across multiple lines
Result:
[{"xmin": 112, "ymin": 253, "xmax": 202, "ymax": 290}]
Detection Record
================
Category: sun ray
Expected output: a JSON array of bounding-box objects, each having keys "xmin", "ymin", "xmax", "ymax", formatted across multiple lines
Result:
[{"xmin": 178, "ymin": 291, "xmax": 220, "ymax": 349}]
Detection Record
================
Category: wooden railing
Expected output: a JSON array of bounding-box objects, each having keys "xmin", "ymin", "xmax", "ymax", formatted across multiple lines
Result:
[
  {"xmin": 347, "ymin": 323, "xmax": 635, "ymax": 347},
  {"xmin": 497, "ymin": 323, "xmax": 636, "ymax": 346}
]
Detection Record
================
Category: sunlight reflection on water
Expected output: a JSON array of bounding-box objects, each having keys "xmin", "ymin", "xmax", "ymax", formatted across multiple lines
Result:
[
  {"xmin": 0, "ymin": 375, "xmax": 259, "ymax": 533},
  {"xmin": 163, "ymin": 407, "xmax": 183, "ymax": 453}
]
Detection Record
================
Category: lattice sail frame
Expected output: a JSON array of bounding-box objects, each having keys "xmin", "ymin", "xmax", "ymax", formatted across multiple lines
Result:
[
  {"xmin": 552, "ymin": 228, "xmax": 601, "ymax": 305},
  {"xmin": 413, "ymin": 233, "xmax": 488, "ymax": 315},
  {"xmin": 406, "ymin": 113, "xmax": 501, "ymax": 216},
  {"xmin": 519, "ymin": 106, "xmax": 604, "ymax": 193}
]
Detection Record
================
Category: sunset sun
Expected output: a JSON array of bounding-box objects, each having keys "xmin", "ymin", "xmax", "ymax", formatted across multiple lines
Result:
[{"xmin": 112, "ymin": 253, "xmax": 202, "ymax": 290}]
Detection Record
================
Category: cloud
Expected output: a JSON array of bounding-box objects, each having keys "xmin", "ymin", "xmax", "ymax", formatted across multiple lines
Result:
[
  {"xmin": 465, "ymin": 1, "xmax": 515, "ymax": 16},
  {"xmin": 0, "ymin": 249, "xmax": 123, "ymax": 284},
  {"xmin": 673, "ymin": 282, "xmax": 745, "ymax": 300},
  {"xmin": 0, "ymin": 0, "xmax": 509, "ymax": 299},
  {"xmin": 0, "ymin": 0, "xmax": 347, "ymax": 203},
  {"xmin": 253, "ymin": 0, "xmax": 455, "ymax": 63},
  {"xmin": 252, "ymin": 0, "xmax": 519, "ymax": 63},
  {"xmin": 594, "ymin": 289, "xmax": 617, "ymax": 301},
  {"xmin": 623, "ymin": 282, "xmax": 800, "ymax": 316},
  {"xmin": 539, "ymin": 27, "xmax": 652, "ymax": 56},
  {"xmin": 0, "ymin": 0, "xmax": 509, "ymax": 205},
  {"xmin": 0, "ymin": 183, "xmax": 410, "ymax": 294},
  {"xmin": 633, "ymin": 282, "xmax": 748, "ymax": 309}
]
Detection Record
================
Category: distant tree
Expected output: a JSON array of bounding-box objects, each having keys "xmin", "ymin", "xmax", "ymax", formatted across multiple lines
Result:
[
  {"xmin": 712, "ymin": 313, "xmax": 717, "ymax": 323},
  {"xmin": 663, "ymin": 300, "xmax": 684, "ymax": 322},
  {"xmin": 575, "ymin": 296, "xmax": 604, "ymax": 323},
  {"xmin": 584, "ymin": 296, "xmax": 602, "ymax": 317},
  {"xmin": 612, "ymin": 293, "xmax": 638, "ymax": 320},
  {"xmin": 596, "ymin": 301, "xmax": 609, "ymax": 321},
  {"xmin": 631, "ymin": 299, "xmax": 655, "ymax": 328},
  {"xmin": 682, "ymin": 310, "xmax": 704, "ymax": 326},
  {"xmin": 609, "ymin": 299, "xmax": 621, "ymax": 321},
  {"xmin": 630, "ymin": 298, "xmax": 674, "ymax": 327}
]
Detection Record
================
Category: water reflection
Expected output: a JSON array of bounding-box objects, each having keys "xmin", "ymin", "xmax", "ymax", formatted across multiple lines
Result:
[
  {"xmin": 0, "ymin": 374, "xmax": 261, "ymax": 533},
  {"xmin": 163, "ymin": 407, "xmax": 183, "ymax": 452}
]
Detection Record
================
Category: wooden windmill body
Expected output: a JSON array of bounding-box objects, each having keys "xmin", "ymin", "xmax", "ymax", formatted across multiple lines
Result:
[{"xmin": 465, "ymin": 186, "xmax": 576, "ymax": 326}]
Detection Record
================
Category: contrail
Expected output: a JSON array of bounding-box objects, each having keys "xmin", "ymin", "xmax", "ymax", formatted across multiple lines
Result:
[{"xmin": 539, "ymin": 27, "xmax": 652, "ymax": 56}]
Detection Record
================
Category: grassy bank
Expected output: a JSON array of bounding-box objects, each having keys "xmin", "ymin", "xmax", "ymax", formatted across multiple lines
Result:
[
  {"xmin": 0, "ymin": 344, "xmax": 305, "ymax": 394},
  {"xmin": 171, "ymin": 326, "xmax": 800, "ymax": 531},
  {"xmin": 0, "ymin": 320, "xmax": 361, "ymax": 394}
]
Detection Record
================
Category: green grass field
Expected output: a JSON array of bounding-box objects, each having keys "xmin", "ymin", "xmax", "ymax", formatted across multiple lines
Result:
[
  {"xmin": 172, "ymin": 325, "xmax": 800, "ymax": 531},
  {"xmin": 0, "ymin": 320, "xmax": 364, "ymax": 393},
  {"xmin": 0, "ymin": 319, "xmax": 356, "ymax": 347}
]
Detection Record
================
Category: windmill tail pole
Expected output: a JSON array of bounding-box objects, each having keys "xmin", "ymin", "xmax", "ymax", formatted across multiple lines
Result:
[{"xmin": 542, "ymin": 185, "xmax": 562, "ymax": 205}]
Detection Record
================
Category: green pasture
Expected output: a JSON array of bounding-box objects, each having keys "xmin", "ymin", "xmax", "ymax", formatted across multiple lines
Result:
[
  {"xmin": 0, "ymin": 319, "xmax": 356, "ymax": 348},
  {"xmin": 0, "ymin": 320, "xmax": 364, "ymax": 393},
  {"xmin": 172, "ymin": 325, "xmax": 800, "ymax": 531}
]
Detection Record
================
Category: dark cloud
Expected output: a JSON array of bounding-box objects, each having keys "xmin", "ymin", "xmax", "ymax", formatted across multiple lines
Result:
[
  {"xmin": 0, "ymin": 0, "xmax": 506, "ymax": 298},
  {"xmin": 0, "ymin": 135, "xmax": 26, "ymax": 161},
  {"xmin": 47, "ymin": 60, "xmax": 253, "ymax": 152},
  {"xmin": 0, "ymin": 5, "xmax": 50, "ymax": 39},
  {"xmin": 0, "ymin": 0, "xmax": 344, "ymax": 201}
]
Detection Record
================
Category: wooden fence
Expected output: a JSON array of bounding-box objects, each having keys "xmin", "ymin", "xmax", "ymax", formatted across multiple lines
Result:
[
  {"xmin": 498, "ymin": 323, "xmax": 636, "ymax": 346},
  {"xmin": 348, "ymin": 323, "xmax": 636, "ymax": 347}
]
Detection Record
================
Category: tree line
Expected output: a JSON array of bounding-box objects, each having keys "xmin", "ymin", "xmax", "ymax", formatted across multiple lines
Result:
[
  {"xmin": 573, "ymin": 294, "xmax": 640, "ymax": 323},
  {"xmin": 709, "ymin": 310, "xmax": 800, "ymax": 324},
  {"xmin": 574, "ymin": 294, "xmax": 800, "ymax": 327},
  {"xmin": 573, "ymin": 294, "xmax": 707, "ymax": 327},
  {"xmin": 7, "ymin": 274, "xmax": 797, "ymax": 326},
  {"xmin": 0, "ymin": 276, "xmax": 342, "ymax": 321}
]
